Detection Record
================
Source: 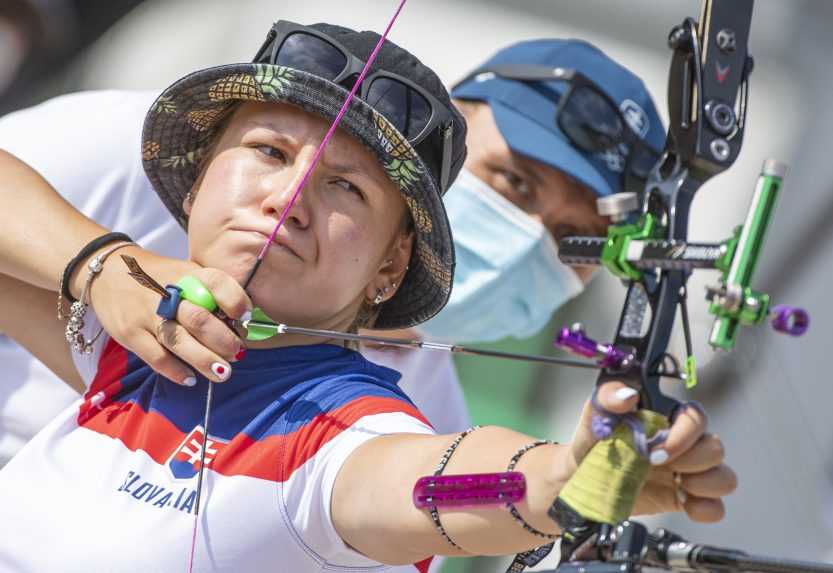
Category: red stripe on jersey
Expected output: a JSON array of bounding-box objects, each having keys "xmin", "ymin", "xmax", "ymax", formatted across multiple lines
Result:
[
  {"xmin": 80, "ymin": 401, "xmax": 187, "ymax": 465},
  {"xmin": 85, "ymin": 338, "xmax": 127, "ymax": 398},
  {"xmin": 415, "ymin": 557, "xmax": 434, "ymax": 573},
  {"xmin": 213, "ymin": 395, "xmax": 431, "ymax": 481},
  {"xmin": 78, "ymin": 338, "xmax": 128, "ymax": 425},
  {"xmin": 79, "ymin": 393, "xmax": 429, "ymax": 483}
]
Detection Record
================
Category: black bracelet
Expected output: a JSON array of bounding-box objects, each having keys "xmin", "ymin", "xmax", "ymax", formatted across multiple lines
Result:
[{"xmin": 60, "ymin": 232, "xmax": 133, "ymax": 304}]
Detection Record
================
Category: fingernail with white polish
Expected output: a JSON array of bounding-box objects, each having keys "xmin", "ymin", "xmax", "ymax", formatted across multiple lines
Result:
[
  {"xmin": 650, "ymin": 449, "xmax": 669, "ymax": 465},
  {"xmin": 182, "ymin": 376, "xmax": 197, "ymax": 387},
  {"xmin": 211, "ymin": 362, "xmax": 231, "ymax": 381},
  {"xmin": 240, "ymin": 310, "xmax": 252, "ymax": 324},
  {"xmin": 615, "ymin": 387, "xmax": 638, "ymax": 402}
]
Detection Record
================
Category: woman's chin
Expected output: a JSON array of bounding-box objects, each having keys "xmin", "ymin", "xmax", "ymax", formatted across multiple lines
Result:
[{"xmin": 249, "ymin": 303, "xmax": 354, "ymax": 332}]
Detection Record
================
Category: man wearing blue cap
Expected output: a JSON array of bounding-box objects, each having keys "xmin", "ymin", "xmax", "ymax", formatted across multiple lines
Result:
[
  {"xmin": 417, "ymin": 38, "xmax": 665, "ymax": 343},
  {"xmin": 0, "ymin": 38, "xmax": 667, "ymax": 460},
  {"xmin": 410, "ymin": 37, "xmax": 669, "ymax": 573}
]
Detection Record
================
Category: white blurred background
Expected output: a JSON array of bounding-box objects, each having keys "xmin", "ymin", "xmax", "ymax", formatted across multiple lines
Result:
[{"xmin": 2, "ymin": 0, "xmax": 832, "ymax": 570}]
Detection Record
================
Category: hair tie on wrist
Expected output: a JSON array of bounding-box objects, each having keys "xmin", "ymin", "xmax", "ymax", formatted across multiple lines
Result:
[{"xmin": 59, "ymin": 232, "xmax": 133, "ymax": 312}]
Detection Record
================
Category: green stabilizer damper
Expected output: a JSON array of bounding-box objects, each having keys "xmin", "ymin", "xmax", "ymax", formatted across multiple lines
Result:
[
  {"xmin": 601, "ymin": 213, "xmax": 659, "ymax": 281},
  {"xmin": 708, "ymin": 159, "xmax": 786, "ymax": 350},
  {"xmin": 556, "ymin": 410, "xmax": 668, "ymax": 525}
]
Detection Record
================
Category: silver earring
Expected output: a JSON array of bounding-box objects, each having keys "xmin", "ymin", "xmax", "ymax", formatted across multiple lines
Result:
[
  {"xmin": 185, "ymin": 191, "xmax": 193, "ymax": 204},
  {"xmin": 373, "ymin": 290, "xmax": 384, "ymax": 305},
  {"xmin": 391, "ymin": 282, "xmax": 397, "ymax": 289}
]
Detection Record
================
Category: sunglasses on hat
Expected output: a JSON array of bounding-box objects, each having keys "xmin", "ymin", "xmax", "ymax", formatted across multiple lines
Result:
[
  {"xmin": 457, "ymin": 64, "xmax": 662, "ymax": 192},
  {"xmin": 253, "ymin": 21, "xmax": 455, "ymax": 191}
]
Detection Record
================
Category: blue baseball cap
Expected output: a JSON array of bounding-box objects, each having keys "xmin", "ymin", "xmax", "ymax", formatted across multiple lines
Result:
[{"xmin": 452, "ymin": 39, "xmax": 665, "ymax": 197}]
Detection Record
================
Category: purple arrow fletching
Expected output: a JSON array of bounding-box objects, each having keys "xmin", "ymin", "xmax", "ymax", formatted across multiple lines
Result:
[
  {"xmin": 771, "ymin": 305, "xmax": 809, "ymax": 336},
  {"xmin": 412, "ymin": 472, "xmax": 526, "ymax": 508}
]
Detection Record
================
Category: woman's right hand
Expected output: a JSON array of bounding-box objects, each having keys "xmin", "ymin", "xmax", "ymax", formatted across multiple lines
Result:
[{"xmin": 86, "ymin": 245, "xmax": 252, "ymax": 386}]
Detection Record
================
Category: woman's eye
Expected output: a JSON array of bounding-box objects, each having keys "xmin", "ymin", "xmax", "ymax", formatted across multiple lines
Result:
[
  {"xmin": 254, "ymin": 145, "xmax": 286, "ymax": 161},
  {"xmin": 333, "ymin": 179, "xmax": 365, "ymax": 200}
]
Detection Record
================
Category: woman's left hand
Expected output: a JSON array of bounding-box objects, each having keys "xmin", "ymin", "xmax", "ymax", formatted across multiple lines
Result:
[{"xmin": 564, "ymin": 382, "xmax": 738, "ymax": 523}]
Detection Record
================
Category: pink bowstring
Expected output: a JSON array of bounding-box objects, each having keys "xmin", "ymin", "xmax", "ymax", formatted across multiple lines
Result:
[
  {"xmin": 256, "ymin": 0, "xmax": 409, "ymax": 263},
  {"xmin": 188, "ymin": 520, "xmax": 199, "ymax": 573}
]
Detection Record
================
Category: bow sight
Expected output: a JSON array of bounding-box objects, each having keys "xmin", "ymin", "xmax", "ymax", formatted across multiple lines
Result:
[{"xmin": 547, "ymin": 0, "xmax": 823, "ymax": 571}]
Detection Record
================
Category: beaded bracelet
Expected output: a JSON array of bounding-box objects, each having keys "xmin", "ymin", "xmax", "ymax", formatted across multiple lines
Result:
[
  {"xmin": 64, "ymin": 242, "xmax": 135, "ymax": 354},
  {"xmin": 504, "ymin": 440, "xmax": 559, "ymax": 573},
  {"xmin": 505, "ymin": 440, "xmax": 559, "ymax": 540},
  {"xmin": 427, "ymin": 425, "xmax": 481, "ymax": 550}
]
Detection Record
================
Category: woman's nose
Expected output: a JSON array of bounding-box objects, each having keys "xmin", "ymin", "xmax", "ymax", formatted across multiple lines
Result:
[{"xmin": 260, "ymin": 153, "xmax": 319, "ymax": 228}]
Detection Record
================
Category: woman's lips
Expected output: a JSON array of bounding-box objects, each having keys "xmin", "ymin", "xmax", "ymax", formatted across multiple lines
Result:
[{"xmin": 241, "ymin": 229, "xmax": 302, "ymax": 260}]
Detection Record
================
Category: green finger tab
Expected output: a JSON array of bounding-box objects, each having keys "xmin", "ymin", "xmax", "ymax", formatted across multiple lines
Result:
[{"xmin": 175, "ymin": 275, "xmax": 218, "ymax": 312}]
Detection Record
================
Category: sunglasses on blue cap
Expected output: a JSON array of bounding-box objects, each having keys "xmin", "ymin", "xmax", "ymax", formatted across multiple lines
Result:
[
  {"xmin": 253, "ymin": 21, "xmax": 455, "ymax": 191},
  {"xmin": 456, "ymin": 64, "xmax": 663, "ymax": 192}
]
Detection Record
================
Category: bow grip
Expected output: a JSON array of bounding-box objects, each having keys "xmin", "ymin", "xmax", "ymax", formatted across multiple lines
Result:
[{"xmin": 552, "ymin": 410, "xmax": 668, "ymax": 527}]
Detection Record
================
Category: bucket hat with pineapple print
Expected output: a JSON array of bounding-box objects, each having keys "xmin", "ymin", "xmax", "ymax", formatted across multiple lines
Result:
[{"xmin": 141, "ymin": 21, "xmax": 467, "ymax": 329}]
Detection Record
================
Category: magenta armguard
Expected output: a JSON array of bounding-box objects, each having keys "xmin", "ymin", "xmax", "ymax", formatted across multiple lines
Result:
[{"xmin": 413, "ymin": 471, "xmax": 526, "ymax": 508}]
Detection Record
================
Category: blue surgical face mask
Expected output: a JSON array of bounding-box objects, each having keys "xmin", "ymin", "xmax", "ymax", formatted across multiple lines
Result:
[{"xmin": 417, "ymin": 169, "xmax": 584, "ymax": 343}]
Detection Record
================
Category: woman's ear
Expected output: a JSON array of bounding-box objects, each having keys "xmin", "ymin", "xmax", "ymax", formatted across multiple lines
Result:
[{"xmin": 364, "ymin": 230, "xmax": 414, "ymax": 305}]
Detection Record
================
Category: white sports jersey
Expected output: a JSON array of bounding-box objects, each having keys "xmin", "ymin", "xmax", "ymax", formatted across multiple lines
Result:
[
  {"xmin": 0, "ymin": 316, "xmax": 436, "ymax": 573},
  {"xmin": 0, "ymin": 91, "xmax": 470, "ymax": 467},
  {"xmin": 362, "ymin": 345, "xmax": 470, "ymax": 435},
  {"xmin": 0, "ymin": 90, "xmax": 187, "ymax": 466}
]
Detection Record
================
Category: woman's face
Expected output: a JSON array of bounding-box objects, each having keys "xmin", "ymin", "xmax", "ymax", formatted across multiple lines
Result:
[{"xmin": 186, "ymin": 102, "xmax": 413, "ymax": 331}]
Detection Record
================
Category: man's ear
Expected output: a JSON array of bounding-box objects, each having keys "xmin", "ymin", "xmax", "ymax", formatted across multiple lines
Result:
[{"xmin": 364, "ymin": 230, "xmax": 414, "ymax": 305}]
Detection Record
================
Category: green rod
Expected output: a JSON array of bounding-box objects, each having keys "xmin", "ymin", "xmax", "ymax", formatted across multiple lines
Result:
[{"xmin": 709, "ymin": 159, "xmax": 786, "ymax": 349}]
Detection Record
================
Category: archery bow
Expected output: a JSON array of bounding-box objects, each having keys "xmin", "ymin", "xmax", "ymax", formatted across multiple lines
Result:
[{"xmin": 539, "ymin": 1, "xmax": 823, "ymax": 572}]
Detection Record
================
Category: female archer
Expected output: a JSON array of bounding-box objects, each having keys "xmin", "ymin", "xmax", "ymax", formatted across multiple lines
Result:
[{"xmin": 0, "ymin": 20, "xmax": 732, "ymax": 573}]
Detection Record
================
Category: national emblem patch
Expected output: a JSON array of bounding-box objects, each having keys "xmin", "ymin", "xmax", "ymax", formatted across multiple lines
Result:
[{"xmin": 166, "ymin": 426, "xmax": 228, "ymax": 480}]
